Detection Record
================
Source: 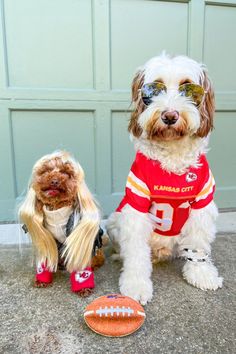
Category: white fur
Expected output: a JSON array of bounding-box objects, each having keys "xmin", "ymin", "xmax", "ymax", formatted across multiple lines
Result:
[
  {"xmin": 182, "ymin": 260, "xmax": 223, "ymax": 291},
  {"xmin": 139, "ymin": 95, "xmax": 201, "ymax": 134},
  {"xmin": 107, "ymin": 54, "xmax": 222, "ymax": 303},
  {"xmin": 143, "ymin": 54, "xmax": 204, "ymax": 86},
  {"xmin": 107, "ymin": 205, "xmax": 154, "ymax": 305},
  {"xmin": 133, "ymin": 136, "xmax": 209, "ymax": 175},
  {"xmin": 179, "ymin": 201, "xmax": 223, "ymax": 290}
]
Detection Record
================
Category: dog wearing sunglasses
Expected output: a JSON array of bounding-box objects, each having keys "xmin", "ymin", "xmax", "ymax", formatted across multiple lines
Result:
[{"xmin": 107, "ymin": 53, "xmax": 223, "ymax": 305}]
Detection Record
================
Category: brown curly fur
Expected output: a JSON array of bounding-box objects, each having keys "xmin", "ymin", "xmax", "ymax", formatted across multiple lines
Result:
[
  {"xmin": 197, "ymin": 69, "xmax": 215, "ymax": 137},
  {"xmin": 33, "ymin": 157, "xmax": 78, "ymax": 211},
  {"xmin": 91, "ymin": 249, "xmax": 106, "ymax": 270}
]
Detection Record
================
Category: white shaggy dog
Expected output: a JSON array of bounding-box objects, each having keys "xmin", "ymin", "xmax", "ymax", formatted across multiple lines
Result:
[{"xmin": 107, "ymin": 54, "xmax": 223, "ymax": 305}]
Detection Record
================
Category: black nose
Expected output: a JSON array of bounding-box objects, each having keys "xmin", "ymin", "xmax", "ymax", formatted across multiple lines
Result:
[
  {"xmin": 161, "ymin": 110, "xmax": 179, "ymax": 125},
  {"xmin": 50, "ymin": 179, "xmax": 59, "ymax": 187}
]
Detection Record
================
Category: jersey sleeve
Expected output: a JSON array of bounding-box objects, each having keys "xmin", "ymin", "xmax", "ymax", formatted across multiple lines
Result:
[
  {"xmin": 191, "ymin": 160, "xmax": 215, "ymax": 210},
  {"xmin": 116, "ymin": 153, "xmax": 151, "ymax": 213}
]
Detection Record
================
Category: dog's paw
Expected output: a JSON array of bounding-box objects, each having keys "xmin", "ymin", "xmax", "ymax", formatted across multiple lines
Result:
[
  {"xmin": 183, "ymin": 261, "xmax": 223, "ymax": 291},
  {"xmin": 119, "ymin": 272, "xmax": 153, "ymax": 305},
  {"xmin": 34, "ymin": 280, "xmax": 52, "ymax": 288},
  {"xmin": 77, "ymin": 288, "xmax": 93, "ymax": 297}
]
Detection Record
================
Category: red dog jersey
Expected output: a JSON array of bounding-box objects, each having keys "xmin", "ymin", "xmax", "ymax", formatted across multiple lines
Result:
[{"xmin": 117, "ymin": 152, "xmax": 215, "ymax": 237}]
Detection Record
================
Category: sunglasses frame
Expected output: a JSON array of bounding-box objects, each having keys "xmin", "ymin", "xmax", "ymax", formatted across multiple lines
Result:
[{"xmin": 140, "ymin": 81, "xmax": 207, "ymax": 107}]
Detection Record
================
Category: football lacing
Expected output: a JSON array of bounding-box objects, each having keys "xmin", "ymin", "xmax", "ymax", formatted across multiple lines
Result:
[{"xmin": 96, "ymin": 306, "xmax": 134, "ymax": 317}]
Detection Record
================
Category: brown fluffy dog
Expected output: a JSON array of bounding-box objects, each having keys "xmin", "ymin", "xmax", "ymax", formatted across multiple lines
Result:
[{"xmin": 19, "ymin": 151, "xmax": 105, "ymax": 296}]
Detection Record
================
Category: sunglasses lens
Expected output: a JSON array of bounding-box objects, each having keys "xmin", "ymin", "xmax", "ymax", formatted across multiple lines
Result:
[
  {"xmin": 179, "ymin": 84, "xmax": 205, "ymax": 105},
  {"xmin": 141, "ymin": 82, "xmax": 166, "ymax": 105}
]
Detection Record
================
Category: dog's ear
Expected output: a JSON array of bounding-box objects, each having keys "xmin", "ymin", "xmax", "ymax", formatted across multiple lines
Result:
[
  {"xmin": 128, "ymin": 69, "xmax": 145, "ymax": 138},
  {"xmin": 197, "ymin": 68, "xmax": 215, "ymax": 137}
]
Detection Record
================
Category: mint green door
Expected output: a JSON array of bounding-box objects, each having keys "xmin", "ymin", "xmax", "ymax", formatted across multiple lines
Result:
[{"xmin": 0, "ymin": 0, "xmax": 236, "ymax": 221}]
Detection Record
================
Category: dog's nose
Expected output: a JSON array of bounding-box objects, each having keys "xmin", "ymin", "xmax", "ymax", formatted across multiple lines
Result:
[
  {"xmin": 161, "ymin": 110, "xmax": 179, "ymax": 125},
  {"xmin": 50, "ymin": 179, "xmax": 59, "ymax": 187}
]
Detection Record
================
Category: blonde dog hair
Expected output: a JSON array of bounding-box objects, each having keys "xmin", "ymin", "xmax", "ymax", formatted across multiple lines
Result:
[{"xmin": 19, "ymin": 151, "xmax": 100, "ymax": 273}]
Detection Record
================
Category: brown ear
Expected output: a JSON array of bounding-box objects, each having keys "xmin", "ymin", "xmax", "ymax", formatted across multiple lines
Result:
[
  {"xmin": 128, "ymin": 69, "xmax": 145, "ymax": 138},
  {"xmin": 196, "ymin": 69, "xmax": 215, "ymax": 137}
]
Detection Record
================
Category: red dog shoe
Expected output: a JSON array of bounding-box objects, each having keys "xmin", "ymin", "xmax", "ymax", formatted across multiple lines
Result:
[
  {"xmin": 70, "ymin": 267, "xmax": 95, "ymax": 292},
  {"xmin": 35, "ymin": 263, "xmax": 53, "ymax": 284}
]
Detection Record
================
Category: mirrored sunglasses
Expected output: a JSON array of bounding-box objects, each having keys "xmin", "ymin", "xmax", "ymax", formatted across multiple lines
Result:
[{"xmin": 140, "ymin": 81, "xmax": 205, "ymax": 106}]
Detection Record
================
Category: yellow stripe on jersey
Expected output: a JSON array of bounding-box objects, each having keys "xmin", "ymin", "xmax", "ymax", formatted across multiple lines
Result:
[
  {"xmin": 127, "ymin": 176, "xmax": 150, "ymax": 198},
  {"xmin": 196, "ymin": 171, "xmax": 215, "ymax": 201}
]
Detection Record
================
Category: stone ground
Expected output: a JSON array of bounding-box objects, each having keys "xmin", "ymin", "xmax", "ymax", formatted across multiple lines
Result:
[{"xmin": 0, "ymin": 231, "xmax": 235, "ymax": 354}]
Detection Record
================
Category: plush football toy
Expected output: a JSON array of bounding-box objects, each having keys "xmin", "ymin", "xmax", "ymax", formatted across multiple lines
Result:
[{"xmin": 84, "ymin": 294, "xmax": 145, "ymax": 337}]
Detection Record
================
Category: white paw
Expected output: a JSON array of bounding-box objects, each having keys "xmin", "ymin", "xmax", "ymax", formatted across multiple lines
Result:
[
  {"xmin": 183, "ymin": 261, "xmax": 223, "ymax": 291},
  {"xmin": 119, "ymin": 272, "xmax": 153, "ymax": 305}
]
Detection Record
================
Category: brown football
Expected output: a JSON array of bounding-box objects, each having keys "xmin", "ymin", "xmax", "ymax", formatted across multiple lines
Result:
[{"xmin": 84, "ymin": 294, "xmax": 146, "ymax": 337}]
